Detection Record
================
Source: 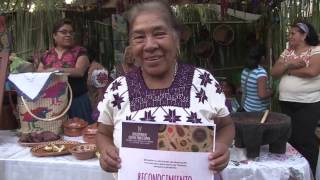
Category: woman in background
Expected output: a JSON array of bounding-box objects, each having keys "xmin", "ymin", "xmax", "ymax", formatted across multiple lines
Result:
[
  {"xmin": 241, "ymin": 46, "xmax": 273, "ymax": 112},
  {"xmin": 271, "ymin": 20, "xmax": 320, "ymax": 175},
  {"xmin": 37, "ymin": 18, "xmax": 93, "ymax": 124}
]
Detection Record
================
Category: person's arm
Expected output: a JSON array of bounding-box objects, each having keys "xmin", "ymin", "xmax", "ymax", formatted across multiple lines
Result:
[
  {"xmin": 60, "ymin": 55, "xmax": 90, "ymax": 77},
  {"xmin": 37, "ymin": 62, "xmax": 57, "ymax": 72},
  {"xmin": 37, "ymin": 62, "xmax": 45, "ymax": 72},
  {"xmin": 209, "ymin": 115, "xmax": 235, "ymax": 173},
  {"xmin": 96, "ymin": 123, "xmax": 121, "ymax": 172},
  {"xmin": 270, "ymin": 57, "xmax": 288, "ymax": 78},
  {"xmin": 288, "ymin": 54, "xmax": 320, "ymax": 78},
  {"xmin": 271, "ymin": 57, "xmax": 306, "ymax": 78},
  {"xmin": 257, "ymin": 76, "xmax": 273, "ymax": 99}
]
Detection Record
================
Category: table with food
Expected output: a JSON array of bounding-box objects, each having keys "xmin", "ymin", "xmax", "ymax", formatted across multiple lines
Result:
[
  {"xmin": 0, "ymin": 73, "xmax": 314, "ymax": 180},
  {"xmin": 0, "ymin": 117, "xmax": 313, "ymax": 180}
]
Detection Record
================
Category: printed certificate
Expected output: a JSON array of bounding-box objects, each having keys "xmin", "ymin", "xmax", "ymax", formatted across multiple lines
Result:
[{"xmin": 118, "ymin": 122, "xmax": 216, "ymax": 180}]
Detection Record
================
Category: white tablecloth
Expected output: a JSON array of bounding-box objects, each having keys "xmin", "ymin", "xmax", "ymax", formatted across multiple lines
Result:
[
  {"xmin": 224, "ymin": 144, "xmax": 313, "ymax": 180},
  {"xmin": 0, "ymin": 130, "xmax": 114, "ymax": 180},
  {"xmin": 0, "ymin": 130, "xmax": 313, "ymax": 180}
]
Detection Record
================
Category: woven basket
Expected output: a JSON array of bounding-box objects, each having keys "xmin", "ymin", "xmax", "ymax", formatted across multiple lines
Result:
[
  {"xmin": 213, "ymin": 24, "xmax": 234, "ymax": 46},
  {"xmin": 17, "ymin": 74, "xmax": 72, "ymax": 134}
]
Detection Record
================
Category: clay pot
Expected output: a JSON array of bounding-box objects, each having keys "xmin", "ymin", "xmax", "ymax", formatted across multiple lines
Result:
[
  {"xmin": 231, "ymin": 112, "xmax": 291, "ymax": 158},
  {"xmin": 63, "ymin": 117, "xmax": 88, "ymax": 137},
  {"xmin": 82, "ymin": 123, "xmax": 98, "ymax": 144},
  {"xmin": 69, "ymin": 143, "xmax": 96, "ymax": 160}
]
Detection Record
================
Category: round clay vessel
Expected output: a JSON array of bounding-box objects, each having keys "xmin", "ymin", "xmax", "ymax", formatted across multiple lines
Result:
[
  {"xmin": 69, "ymin": 143, "xmax": 96, "ymax": 160},
  {"xmin": 63, "ymin": 117, "xmax": 88, "ymax": 137},
  {"xmin": 82, "ymin": 123, "xmax": 98, "ymax": 144}
]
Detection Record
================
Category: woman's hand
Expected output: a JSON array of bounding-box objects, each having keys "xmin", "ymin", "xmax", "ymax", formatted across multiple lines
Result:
[
  {"xmin": 208, "ymin": 142, "xmax": 230, "ymax": 173},
  {"xmin": 286, "ymin": 59, "xmax": 306, "ymax": 70},
  {"xmin": 99, "ymin": 145, "xmax": 121, "ymax": 172}
]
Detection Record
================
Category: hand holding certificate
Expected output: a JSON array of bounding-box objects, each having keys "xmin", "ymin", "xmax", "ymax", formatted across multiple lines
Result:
[{"xmin": 118, "ymin": 122, "xmax": 216, "ymax": 180}]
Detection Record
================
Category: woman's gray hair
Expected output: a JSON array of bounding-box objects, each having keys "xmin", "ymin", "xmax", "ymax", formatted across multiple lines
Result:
[{"xmin": 127, "ymin": 0, "xmax": 180, "ymax": 40}]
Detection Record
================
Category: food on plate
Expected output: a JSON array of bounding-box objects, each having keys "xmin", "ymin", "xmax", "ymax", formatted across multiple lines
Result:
[
  {"xmin": 19, "ymin": 131, "xmax": 60, "ymax": 143},
  {"xmin": 43, "ymin": 144, "xmax": 66, "ymax": 152}
]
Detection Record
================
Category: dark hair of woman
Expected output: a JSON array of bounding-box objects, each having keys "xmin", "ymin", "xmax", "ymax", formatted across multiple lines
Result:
[
  {"xmin": 51, "ymin": 18, "xmax": 74, "ymax": 47},
  {"xmin": 52, "ymin": 18, "xmax": 74, "ymax": 34},
  {"xmin": 245, "ymin": 45, "xmax": 265, "ymax": 70},
  {"xmin": 126, "ymin": 0, "xmax": 181, "ymax": 39},
  {"xmin": 291, "ymin": 20, "xmax": 319, "ymax": 46}
]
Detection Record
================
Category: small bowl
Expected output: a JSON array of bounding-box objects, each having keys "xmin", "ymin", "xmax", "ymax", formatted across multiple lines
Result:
[
  {"xmin": 69, "ymin": 143, "xmax": 96, "ymax": 160},
  {"xmin": 63, "ymin": 117, "xmax": 88, "ymax": 137},
  {"xmin": 82, "ymin": 123, "xmax": 98, "ymax": 144}
]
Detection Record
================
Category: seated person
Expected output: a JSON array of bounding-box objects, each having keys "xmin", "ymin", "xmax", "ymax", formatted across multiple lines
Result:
[{"xmin": 220, "ymin": 80, "xmax": 240, "ymax": 113}]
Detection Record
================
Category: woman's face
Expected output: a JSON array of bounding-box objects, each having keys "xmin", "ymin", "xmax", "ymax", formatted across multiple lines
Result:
[
  {"xmin": 53, "ymin": 24, "xmax": 74, "ymax": 48},
  {"xmin": 288, "ymin": 27, "xmax": 306, "ymax": 48},
  {"xmin": 129, "ymin": 11, "xmax": 179, "ymax": 77}
]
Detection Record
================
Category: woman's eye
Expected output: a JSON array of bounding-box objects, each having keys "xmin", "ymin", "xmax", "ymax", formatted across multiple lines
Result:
[
  {"xmin": 132, "ymin": 35, "xmax": 144, "ymax": 42},
  {"xmin": 154, "ymin": 32, "xmax": 166, "ymax": 37}
]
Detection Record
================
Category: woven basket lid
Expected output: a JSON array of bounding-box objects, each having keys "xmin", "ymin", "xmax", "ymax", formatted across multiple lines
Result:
[{"xmin": 213, "ymin": 24, "xmax": 234, "ymax": 46}]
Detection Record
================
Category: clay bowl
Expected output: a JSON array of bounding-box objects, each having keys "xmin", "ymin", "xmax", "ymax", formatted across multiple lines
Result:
[
  {"xmin": 231, "ymin": 112, "xmax": 291, "ymax": 158},
  {"xmin": 63, "ymin": 118, "xmax": 88, "ymax": 137},
  {"xmin": 69, "ymin": 143, "xmax": 96, "ymax": 160},
  {"xmin": 82, "ymin": 123, "xmax": 98, "ymax": 144}
]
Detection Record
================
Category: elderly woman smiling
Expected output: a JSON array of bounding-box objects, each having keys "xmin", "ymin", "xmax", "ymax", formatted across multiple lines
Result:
[{"xmin": 96, "ymin": 0, "xmax": 235, "ymax": 178}]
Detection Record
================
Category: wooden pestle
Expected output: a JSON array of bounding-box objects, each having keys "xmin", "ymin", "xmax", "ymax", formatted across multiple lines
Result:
[{"xmin": 260, "ymin": 110, "xmax": 269, "ymax": 123}]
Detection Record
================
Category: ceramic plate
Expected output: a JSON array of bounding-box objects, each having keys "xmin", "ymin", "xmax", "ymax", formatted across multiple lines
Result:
[{"xmin": 31, "ymin": 141, "xmax": 80, "ymax": 157}]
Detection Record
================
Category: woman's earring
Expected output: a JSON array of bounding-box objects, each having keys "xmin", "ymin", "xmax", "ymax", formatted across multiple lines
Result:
[{"xmin": 177, "ymin": 48, "xmax": 181, "ymax": 57}]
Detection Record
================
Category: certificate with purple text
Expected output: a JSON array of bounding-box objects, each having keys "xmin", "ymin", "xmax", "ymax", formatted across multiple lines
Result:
[{"xmin": 118, "ymin": 122, "xmax": 216, "ymax": 180}]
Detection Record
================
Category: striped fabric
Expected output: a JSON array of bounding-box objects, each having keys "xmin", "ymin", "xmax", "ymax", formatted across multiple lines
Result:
[{"xmin": 241, "ymin": 66, "xmax": 270, "ymax": 112}]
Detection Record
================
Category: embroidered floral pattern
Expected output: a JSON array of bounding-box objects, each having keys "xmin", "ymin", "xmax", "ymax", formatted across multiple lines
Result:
[
  {"xmin": 199, "ymin": 72, "xmax": 213, "ymax": 87},
  {"xmin": 111, "ymin": 80, "xmax": 122, "ymax": 91},
  {"xmin": 126, "ymin": 63, "xmax": 195, "ymax": 111},
  {"xmin": 163, "ymin": 109, "xmax": 181, "ymax": 123},
  {"xmin": 126, "ymin": 115, "xmax": 134, "ymax": 121},
  {"xmin": 186, "ymin": 112, "xmax": 202, "ymax": 123},
  {"xmin": 140, "ymin": 111, "xmax": 156, "ymax": 122},
  {"xmin": 195, "ymin": 88, "xmax": 208, "ymax": 103},
  {"xmin": 111, "ymin": 93, "xmax": 124, "ymax": 109}
]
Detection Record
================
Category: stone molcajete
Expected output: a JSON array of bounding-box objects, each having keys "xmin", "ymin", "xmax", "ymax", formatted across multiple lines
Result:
[{"xmin": 231, "ymin": 112, "xmax": 291, "ymax": 158}]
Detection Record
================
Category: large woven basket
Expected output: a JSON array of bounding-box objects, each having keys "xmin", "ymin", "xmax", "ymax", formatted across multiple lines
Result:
[{"xmin": 17, "ymin": 74, "xmax": 72, "ymax": 134}]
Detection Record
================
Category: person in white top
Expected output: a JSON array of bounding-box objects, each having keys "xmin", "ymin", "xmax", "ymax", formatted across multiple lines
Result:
[
  {"xmin": 96, "ymin": 1, "xmax": 235, "ymax": 179},
  {"xmin": 271, "ymin": 20, "xmax": 320, "ymax": 175}
]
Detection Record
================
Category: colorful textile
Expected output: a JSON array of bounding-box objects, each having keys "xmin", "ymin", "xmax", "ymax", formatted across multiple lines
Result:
[
  {"xmin": 8, "ymin": 72, "xmax": 54, "ymax": 100},
  {"xmin": 241, "ymin": 65, "xmax": 270, "ymax": 112},
  {"xmin": 41, "ymin": 46, "xmax": 87, "ymax": 69},
  {"xmin": 98, "ymin": 63, "xmax": 229, "ymax": 148},
  {"xmin": 41, "ymin": 46, "xmax": 92, "ymax": 123}
]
